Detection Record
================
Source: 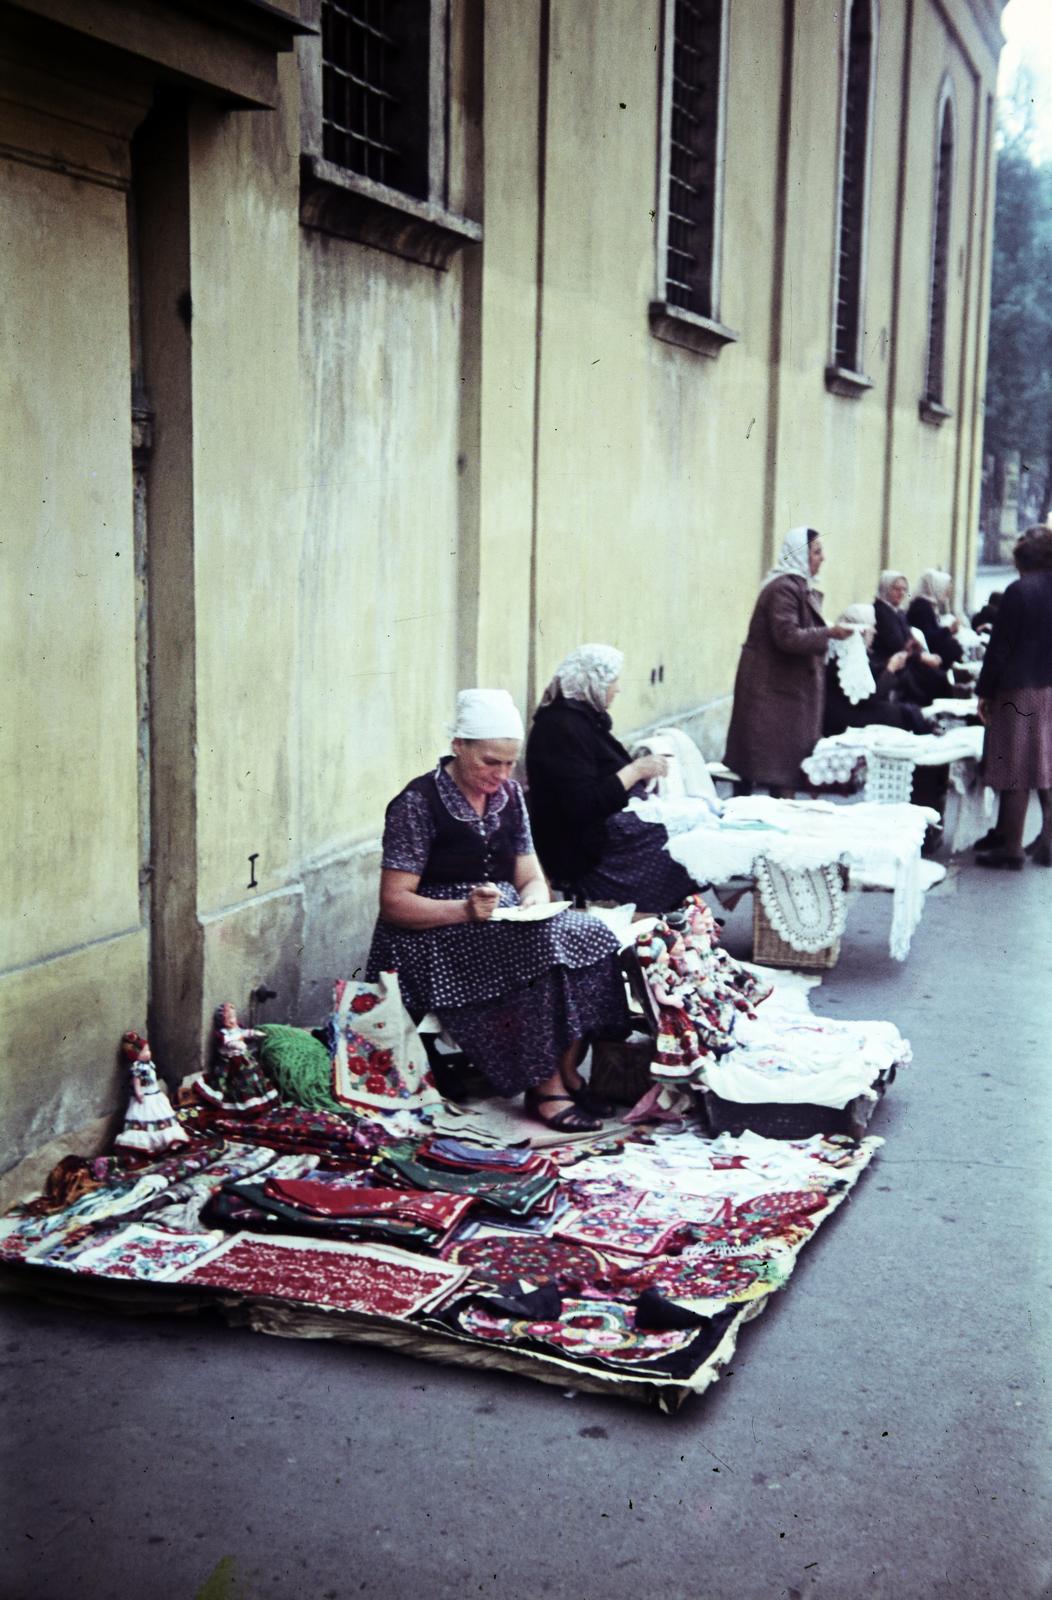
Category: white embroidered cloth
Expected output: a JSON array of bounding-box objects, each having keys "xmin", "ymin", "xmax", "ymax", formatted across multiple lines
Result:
[
  {"xmin": 828, "ymin": 629, "xmax": 875, "ymax": 704},
  {"xmin": 802, "ymin": 724, "xmax": 984, "ymax": 786},
  {"xmin": 702, "ymin": 980, "xmax": 911, "ymax": 1109},
  {"xmin": 630, "ymin": 795, "xmax": 937, "ymax": 960}
]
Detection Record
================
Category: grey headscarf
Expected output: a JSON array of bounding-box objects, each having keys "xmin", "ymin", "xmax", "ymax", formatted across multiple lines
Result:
[
  {"xmin": 877, "ymin": 570, "xmax": 909, "ymax": 606},
  {"xmin": 539, "ymin": 644, "xmax": 624, "ymax": 714}
]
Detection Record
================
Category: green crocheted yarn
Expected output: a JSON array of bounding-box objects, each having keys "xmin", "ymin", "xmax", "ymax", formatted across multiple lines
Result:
[{"xmin": 257, "ymin": 1024, "xmax": 339, "ymax": 1111}]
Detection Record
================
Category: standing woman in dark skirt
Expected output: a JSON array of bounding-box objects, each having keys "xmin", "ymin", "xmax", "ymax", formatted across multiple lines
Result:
[
  {"xmin": 975, "ymin": 530, "xmax": 1052, "ymax": 869},
  {"xmin": 724, "ymin": 527, "xmax": 852, "ymax": 796}
]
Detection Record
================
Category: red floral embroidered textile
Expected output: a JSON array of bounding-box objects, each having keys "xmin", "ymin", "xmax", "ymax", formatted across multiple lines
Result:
[
  {"xmin": 555, "ymin": 1206, "xmax": 683, "ymax": 1258},
  {"xmin": 264, "ymin": 1178, "xmax": 473, "ymax": 1232},
  {"xmin": 444, "ymin": 1233, "xmax": 610, "ymax": 1291},
  {"xmin": 183, "ymin": 1236, "xmax": 466, "ymax": 1318}
]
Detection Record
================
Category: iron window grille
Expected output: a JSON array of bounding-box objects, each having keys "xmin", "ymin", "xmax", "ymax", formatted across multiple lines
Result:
[
  {"xmin": 650, "ymin": 0, "xmax": 735, "ymax": 356},
  {"xmin": 831, "ymin": 0, "xmax": 876, "ymax": 378},
  {"xmin": 924, "ymin": 92, "xmax": 955, "ymax": 407},
  {"xmin": 664, "ymin": 0, "xmax": 723, "ymax": 318},
  {"xmin": 321, "ymin": 0, "xmax": 430, "ymax": 201}
]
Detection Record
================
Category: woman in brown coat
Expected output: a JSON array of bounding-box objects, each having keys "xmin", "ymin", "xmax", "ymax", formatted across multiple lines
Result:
[{"xmin": 724, "ymin": 527, "xmax": 852, "ymax": 795}]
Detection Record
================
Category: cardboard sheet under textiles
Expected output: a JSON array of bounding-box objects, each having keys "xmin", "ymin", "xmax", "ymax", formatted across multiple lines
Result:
[{"xmin": 0, "ymin": 1123, "xmax": 881, "ymax": 1410}]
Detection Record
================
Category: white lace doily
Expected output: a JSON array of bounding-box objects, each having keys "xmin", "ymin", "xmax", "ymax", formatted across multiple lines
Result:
[
  {"xmin": 754, "ymin": 857, "xmax": 848, "ymax": 953},
  {"xmin": 828, "ymin": 629, "xmax": 876, "ymax": 704}
]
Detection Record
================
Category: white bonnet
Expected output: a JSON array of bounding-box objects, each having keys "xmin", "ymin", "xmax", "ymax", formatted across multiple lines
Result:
[{"xmin": 450, "ymin": 688, "xmax": 524, "ymax": 742}]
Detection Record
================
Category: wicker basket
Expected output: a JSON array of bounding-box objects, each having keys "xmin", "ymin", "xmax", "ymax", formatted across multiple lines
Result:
[{"xmin": 751, "ymin": 895, "xmax": 841, "ymax": 970}]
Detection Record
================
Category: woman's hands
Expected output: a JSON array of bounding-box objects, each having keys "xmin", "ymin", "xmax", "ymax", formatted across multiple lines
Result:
[
  {"xmin": 887, "ymin": 650, "xmax": 910, "ymax": 673},
  {"xmin": 618, "ymin": 753, "xmax": 669, "ymax": 790},
  {"xmin": 465, "ymin": 882, "xmax": 501, "ymax": 922},
  {"xmin": 921, "ymin": 651, "xmax": 942, "ymax": 669},
  {"xmin": 829, "ymin": 623, "xmax": 855, "ymax": 641}
]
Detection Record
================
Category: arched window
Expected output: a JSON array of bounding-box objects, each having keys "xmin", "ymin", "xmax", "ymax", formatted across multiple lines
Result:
[
  {"xmin": 827, "ymin": 0, "xmax": 877, "ymax": 391},
  {"xmin": 923, "ymin": 84, "xmax": 956, "ymax": 413},
  {"xmin": 650, "ymin": 0, "xmax": 736, "ymax": 357}
]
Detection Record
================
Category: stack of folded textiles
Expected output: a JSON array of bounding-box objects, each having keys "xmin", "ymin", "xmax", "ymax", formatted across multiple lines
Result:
[
  {"xmin": 375, "ymin": 1142, "xmax": 560, "ymax": 1222},
  {"xmin": 203, "ymin": 1171, "xmax": 474, "ymax": 1252},
  {"xmin": 183, "ymin": 1101, "xmax": 388, "ymax": 1164}
]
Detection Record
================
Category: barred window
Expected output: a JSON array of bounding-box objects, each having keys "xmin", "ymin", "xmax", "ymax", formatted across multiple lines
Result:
[
  {"xmin": 650, "ymin": 0, "xmax": 734, "ymax": 356},
  {"xmin": 924, "ymin": 91, "xmax": 955, "ymax": 406},
  {"xmin": 321, "ymin": 0, "xmax": 431, "ymax": 200},
  {"xmin": 831, "ymin": 0, "xmax": 876, "ymax": 377},
  {"xmin": 664, "ymin": 0, "xmax": 723, "ymax": 317}
]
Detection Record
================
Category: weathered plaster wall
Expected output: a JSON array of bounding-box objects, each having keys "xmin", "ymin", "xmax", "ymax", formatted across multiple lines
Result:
[{"xmin": 0, "ymin": 147, "xmax": 148, "ymax": 1163}]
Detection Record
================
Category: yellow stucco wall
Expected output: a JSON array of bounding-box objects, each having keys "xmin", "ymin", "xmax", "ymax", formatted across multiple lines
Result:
[
  {"xmin": 0, "ymin": 151, "xmax": 148, "ymax": 1159},
  {"xmin": 1, "ymin": 0, "xmax": 1004, "ymax": 1172}
]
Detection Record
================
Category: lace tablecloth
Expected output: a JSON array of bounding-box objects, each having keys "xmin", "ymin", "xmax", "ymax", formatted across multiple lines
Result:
[
  {"xmin": 801, "ymin": 726, "xmax": 992, "ymax": 853},
  {"xmin": 630, "ymin": 795, "xmax": 937, "ymax": 960}
]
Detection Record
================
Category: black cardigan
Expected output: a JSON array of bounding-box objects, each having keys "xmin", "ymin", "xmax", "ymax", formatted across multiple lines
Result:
[
  {"xmin": 977, "ymin": 572, "xmax": 1052, "ymax": 696},
  {"xmin": 906, "ymin": 595, "xmax": 964, "ymax": 669},
  {"xmin": 525, "ymin": 698, "xmax": 632, "ymax": 886}
]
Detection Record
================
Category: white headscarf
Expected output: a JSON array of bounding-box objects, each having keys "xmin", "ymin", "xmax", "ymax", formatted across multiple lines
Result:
[
  {"xmin": 540, "ymin": 644, "xmax": 624, "ymax": 714},
  {"xmin": 916, "ymin": 569, "xmax": 953, "ymax": 609},
  {"xmin": 450, "ymin": 688, "xmax": 524, "ymax": 741},
  {"xmin": 763, "ymin": 526, "xmax": 818, "ymax": 589},
  {"xmin": 877, "ymin": 570, "xmax": 908, "ymax": 606}
]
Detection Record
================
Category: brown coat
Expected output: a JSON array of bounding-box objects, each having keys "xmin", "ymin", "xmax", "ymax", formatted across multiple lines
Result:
[{"xmin": 724, "ymin": 574, "xmax": 832, "ymax": 787}]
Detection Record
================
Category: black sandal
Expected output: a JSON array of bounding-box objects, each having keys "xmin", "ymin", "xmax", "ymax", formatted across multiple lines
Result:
[{"xmin": 523, "ymin": 1091, "xmax": 601, "ymax": 1133}]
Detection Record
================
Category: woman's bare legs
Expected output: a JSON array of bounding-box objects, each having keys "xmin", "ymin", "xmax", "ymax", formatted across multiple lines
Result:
[{"xmin": 524, "ymin": 1042, "xmax": 600, "ymax": 1131}]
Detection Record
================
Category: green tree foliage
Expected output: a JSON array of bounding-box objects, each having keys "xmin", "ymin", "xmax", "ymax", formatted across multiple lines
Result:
[{"xmin": 984, "ymin": 74, "xmax": 1052, "ymax": 475}]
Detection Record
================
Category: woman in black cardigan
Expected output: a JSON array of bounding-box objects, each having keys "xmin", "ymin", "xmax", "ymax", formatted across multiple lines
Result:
[
  {"xmin": 873, "ymin": 571, "xmax": 951, "ymax": 705},
  {"xmin": 525, "ymin": 644, "xmax": 697, "ymax": 913},
  {"xmin": 906, "ymin": 569, "xmax": 965, "ymax": 675}
]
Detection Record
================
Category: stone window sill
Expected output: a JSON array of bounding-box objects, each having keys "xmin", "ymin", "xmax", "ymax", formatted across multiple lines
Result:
[
  {"xmin": 919, "ymin": 396, "xmax": 953, "ymax": 426},
  {"xmin": 824, "ymin": 365, "xmax": 874, "ymax": 398},
  {"xmin": 648, "ymin": 301, "xmax": 739, "ymax": 358},
  {"xmin": 299, "ymin": 155, "xmax": 481, "ymax": 270}
]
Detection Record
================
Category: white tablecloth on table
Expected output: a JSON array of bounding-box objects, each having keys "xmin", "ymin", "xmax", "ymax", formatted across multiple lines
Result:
[
  {"xmin": 800, "ymin": 725, "xmax": 993, "ymax": 853},
  {"xmin": 630, "ymin": 795, "xmax": 937, "ymax": 960}
]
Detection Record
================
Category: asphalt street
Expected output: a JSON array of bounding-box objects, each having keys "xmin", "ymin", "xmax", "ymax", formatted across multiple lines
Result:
[{"xmin": 1, "ymin": 840, "xmax": 1049, "ymax": 1600}]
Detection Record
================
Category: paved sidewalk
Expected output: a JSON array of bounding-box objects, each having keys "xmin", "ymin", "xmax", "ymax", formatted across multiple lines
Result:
[{"xmin": 1, "ymin": 856, "xmax": 1050, "ymax": 1600}]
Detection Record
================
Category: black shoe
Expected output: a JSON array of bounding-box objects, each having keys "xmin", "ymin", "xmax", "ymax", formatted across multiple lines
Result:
[
  {"xmin": 975, "ymin": 847, "xmax": 1025, "ymax": 871},
  {"xmin": 973, "ymin": 828, "xmax": 1004, "ymax": 853},
  {"xmin": 1028, "ymin": 839, "xmax": 1052, "ymax": 867}
]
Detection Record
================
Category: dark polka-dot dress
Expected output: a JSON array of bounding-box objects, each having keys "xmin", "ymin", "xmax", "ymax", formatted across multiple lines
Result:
[{"xmin": 365, "ymin": 763, "xmax": 628, "ymax": 1096}]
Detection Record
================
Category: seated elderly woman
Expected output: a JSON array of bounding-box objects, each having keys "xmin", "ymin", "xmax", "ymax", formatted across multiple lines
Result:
[
  {"xmin": 906, "ymin": 569, "xmax": 964, "ymax": 675},
  {"xmin": 872, "ymin": 571, "xmax": 951, "ymax": 705},
  {"xmin": 823, "ymin": 603, "xmax": 930, "ymax": 738},
  {"xmin": 365, "ymin": 688, "xmax": 628, "ymax": 1132},
  {"xmin": 525, "ymin": 645, "xmax": 697, "ymax": 914}
]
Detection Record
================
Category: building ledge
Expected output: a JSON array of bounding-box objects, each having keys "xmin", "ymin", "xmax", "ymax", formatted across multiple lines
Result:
[
  {"xmin": 919, "ymin": 396, "xmax": 953, "ymax": 427},
  {"xmin": 299, "ymin": 155, "xmax": 481, "ymax": 270},
  {"xmin": 648, "ymin": 301, "xmax": 739, "ymax": 358},
  {"xmin": 824, "ymin": 365, "xmax": 874, "ymax": 398}
]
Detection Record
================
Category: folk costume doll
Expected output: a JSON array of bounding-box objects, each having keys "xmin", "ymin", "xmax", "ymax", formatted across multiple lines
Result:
[
  {"xmin": 114, "ymin": 1031, "xmax": 189, "ymax": 1155},
  {"xmin": 195, "ymin": 1002, "xmax": 279, "ymax": 1117}
]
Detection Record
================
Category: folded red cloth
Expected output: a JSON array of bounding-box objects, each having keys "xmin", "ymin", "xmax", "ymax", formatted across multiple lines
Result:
[{"xmin": 264, "ymin": 1177, "xmax": 474, "ymax": 1230}]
